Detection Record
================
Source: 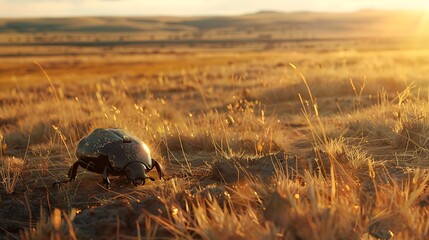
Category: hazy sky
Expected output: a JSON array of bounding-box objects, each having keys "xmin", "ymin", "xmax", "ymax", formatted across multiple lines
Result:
[{"xmin": 1, "ymin": 0, "xmax": 429, "ymax": 17}]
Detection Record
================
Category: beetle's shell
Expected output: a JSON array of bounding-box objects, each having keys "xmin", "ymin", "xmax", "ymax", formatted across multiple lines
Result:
[{"xmin": 76, "ymin": 128, "xmax": 152, "ymax": 171}]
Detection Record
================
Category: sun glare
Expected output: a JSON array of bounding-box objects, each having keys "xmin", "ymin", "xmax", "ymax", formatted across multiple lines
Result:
[{"xmin": 416, "ymin": 10, "xmax": 429, "ymax": 35}]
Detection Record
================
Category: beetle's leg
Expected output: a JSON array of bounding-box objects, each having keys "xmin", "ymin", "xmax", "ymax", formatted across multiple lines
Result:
[
  {"xmin": 152, "ymin": 159, "xmax": 165, "ymax": 180},
  {"xmin": 68, "ymin": 160, "xmax": 81, "ymax": 181},
  {"xmin": 102, "ymin": 166, "xmax": 111, "ymax": 189},
  {"xmin": 53, "ymin": 159, "xmax": 81, "ymax": 187}
]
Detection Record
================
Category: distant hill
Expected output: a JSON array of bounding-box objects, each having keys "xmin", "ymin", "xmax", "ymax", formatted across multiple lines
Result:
[{"xmin": 0, "ymin": 10, "xmax": 428, "ymax": 39}]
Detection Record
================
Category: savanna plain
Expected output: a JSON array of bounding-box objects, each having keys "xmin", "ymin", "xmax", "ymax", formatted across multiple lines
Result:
[{"xmin": 1, "ymin": 10, "xmax": 429, "ymax": 239}]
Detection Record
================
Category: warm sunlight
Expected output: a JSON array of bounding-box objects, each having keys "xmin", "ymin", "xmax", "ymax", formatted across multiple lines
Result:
[
  {"xmin": 1, "ymin": 0, "xmax": 429, "ymax": 239},
  {"xmin": 417, "ymin": 10, "xmax": 429, "ymax": 35},
  {"xmin": 1, "ymin": 0, "xmax": 429, "ymax": 17}
]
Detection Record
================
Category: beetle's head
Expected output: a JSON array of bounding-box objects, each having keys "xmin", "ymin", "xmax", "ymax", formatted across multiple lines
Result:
[{"xmin": 124, "ymin": 162, "xmax": 155, "ymax": 186}]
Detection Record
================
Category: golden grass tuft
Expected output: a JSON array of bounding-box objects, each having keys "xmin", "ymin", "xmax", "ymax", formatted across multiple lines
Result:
[
  {"xmin": 0, "ymin": 156, "xmax": 24, "ymax": 194},
  {"xmin": 20, "ymin": 208, "xmax": 78, "ymax": 240}
]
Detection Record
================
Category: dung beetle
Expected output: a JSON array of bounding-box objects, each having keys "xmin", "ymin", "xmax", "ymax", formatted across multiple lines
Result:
[{"xmin": 67, "ymin": 128, "xmax": 164, "ymax": 188}]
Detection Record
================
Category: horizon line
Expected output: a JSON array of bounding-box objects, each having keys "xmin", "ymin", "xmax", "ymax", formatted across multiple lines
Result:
[{"xmin": 0, "ymin": 8, "xmax": 426, "ymax": 19}]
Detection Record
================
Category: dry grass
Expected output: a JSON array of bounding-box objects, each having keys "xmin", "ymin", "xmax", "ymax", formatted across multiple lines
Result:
[
  {"xmin": 1, "ymin": 27, "xmax": 429, "ymax": 239},
  {"xmin": 20, "ymin": 208, "xmax": 77, "ymax": 240},
  {"xmin": 0, "ymin": 156, "xmax": 24, "ymax": 194}
]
